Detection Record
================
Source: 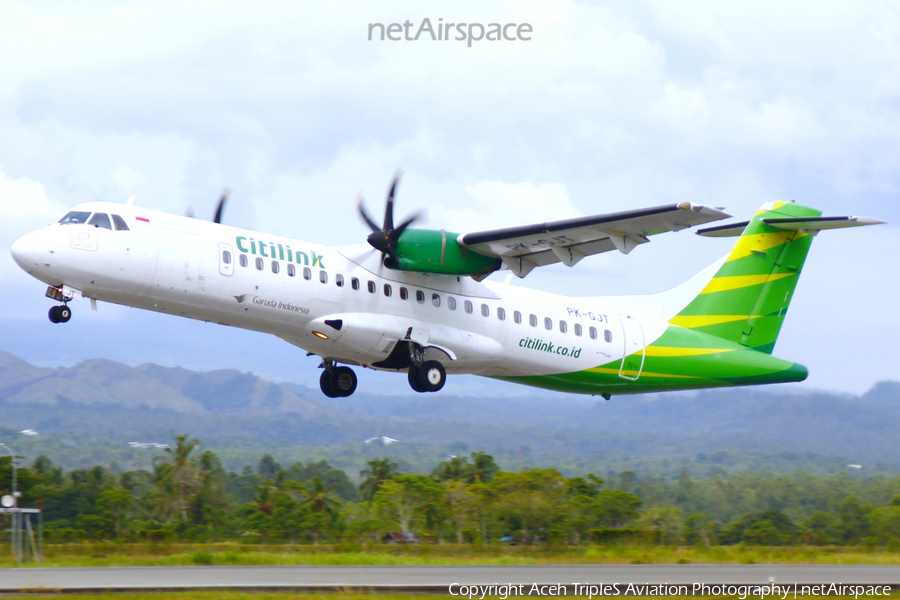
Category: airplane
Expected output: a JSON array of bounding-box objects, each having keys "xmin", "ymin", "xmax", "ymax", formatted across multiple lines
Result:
[{"xmin": 10, "ymin": 174, "xmax": 883, "ymax": 400}]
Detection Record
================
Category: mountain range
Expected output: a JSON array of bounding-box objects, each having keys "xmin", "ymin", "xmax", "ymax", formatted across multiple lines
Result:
[{"xmin": 0, "ymin": 349, "xmax": 897, "ymax": 477}]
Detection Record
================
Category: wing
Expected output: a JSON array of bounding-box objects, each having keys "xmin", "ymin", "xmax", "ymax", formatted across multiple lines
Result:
[{"xmin": 458, "ymin": 202, "xmax": 731, "ymax": 277}]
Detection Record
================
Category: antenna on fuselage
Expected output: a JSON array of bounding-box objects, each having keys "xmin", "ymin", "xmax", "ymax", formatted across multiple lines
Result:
[{"xmin": 126, "ymin": 195, "xmax": 136, "ymax": 206}]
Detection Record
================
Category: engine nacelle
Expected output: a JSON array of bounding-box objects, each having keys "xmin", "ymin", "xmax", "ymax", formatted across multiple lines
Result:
[{"xmin": 388, "ymin": 229, "xmax": 500, "ymax": 276}]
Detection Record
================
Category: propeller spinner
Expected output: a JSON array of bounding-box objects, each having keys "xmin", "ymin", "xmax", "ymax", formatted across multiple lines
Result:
[{"xmin": 357, "ymin": 173, "xmax": 421, "ymax": 268}]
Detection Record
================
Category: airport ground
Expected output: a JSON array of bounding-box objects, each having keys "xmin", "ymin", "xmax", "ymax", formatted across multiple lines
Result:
[{"xmin": 6, "ymin": 543, "xmax": 900, "ymax": 569}]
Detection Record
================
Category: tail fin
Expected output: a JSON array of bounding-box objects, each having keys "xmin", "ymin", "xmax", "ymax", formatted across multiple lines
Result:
[{"xmin": 670, "ymin": 200, "xmax": 821, "ymax": 354}]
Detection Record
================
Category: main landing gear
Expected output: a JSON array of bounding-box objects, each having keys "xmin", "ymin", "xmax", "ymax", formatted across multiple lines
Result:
[
  {"xmin": 408, "ymin": 360, "xmax": 446, "ymax": 393},
  {"xmin": 48, "ymin": 304, "xmax": 71, "ymax": 324},
  {"xmin": 319, "ymin": 362, "xmax": 358, "ymax": 398}
]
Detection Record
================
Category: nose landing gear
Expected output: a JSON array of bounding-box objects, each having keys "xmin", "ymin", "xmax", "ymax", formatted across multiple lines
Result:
[{"xmin": 48, "ymin": 305, "xmax": 71, "ymax": 324}]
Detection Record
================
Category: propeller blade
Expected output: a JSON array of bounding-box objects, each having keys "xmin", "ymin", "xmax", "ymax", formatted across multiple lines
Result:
[
  {"xmin": 356, "ymin": 194, "xmax": 381, "ymax": 232},
  {"xmin": 383, "ymin": 171, "xmax": 402, "ymax": 231},
  {"xmin": 394, "ymin": 211, "xmax": 423, "ymax": 237},
  {"xmin": 213, "ymin": 189, "xmax": 231, "ymax": 224}
]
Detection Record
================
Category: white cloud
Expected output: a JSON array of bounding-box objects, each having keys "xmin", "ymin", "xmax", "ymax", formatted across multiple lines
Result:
[{"xmin": 0, "ymin": 0, "xmax": 897, "ymax": 394}]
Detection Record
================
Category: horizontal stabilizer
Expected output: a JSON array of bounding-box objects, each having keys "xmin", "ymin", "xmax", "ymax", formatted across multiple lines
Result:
[
  {"xmin": 696, "ymin": 221, "xmax": 751, "ymax": 237},
  {"xmin": 762, "ymin": 215, "xmax": 885, "ymax": 231}
]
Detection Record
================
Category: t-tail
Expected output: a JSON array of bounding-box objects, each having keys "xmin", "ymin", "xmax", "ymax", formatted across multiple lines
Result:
[{"xmin": 673, "ymin": 200, "xmax": 884, "ymax": 354}]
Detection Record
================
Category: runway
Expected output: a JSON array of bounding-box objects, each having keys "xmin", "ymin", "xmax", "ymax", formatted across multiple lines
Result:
[{"xmin": 2, "ymin": 564, "xmax": 900, "ymax": 593}]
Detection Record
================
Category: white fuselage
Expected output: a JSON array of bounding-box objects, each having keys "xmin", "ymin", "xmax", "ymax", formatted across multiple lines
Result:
[{"xmin": 12, "ymin": 202, "xmax": 665, "ymax": 383}]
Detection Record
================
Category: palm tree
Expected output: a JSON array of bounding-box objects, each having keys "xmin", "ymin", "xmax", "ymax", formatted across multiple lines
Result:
[
  {"xmin": 152, "ymin": 434, "xmax": 200, "ymax": 522},
  {"xmin": 302, "ymin": 476, "xmax": 341, "ymax": 515},
  {"xmin": 466, "ymin": 451, "xmax": 499, "ymax": 484},
  {"xmin": 359, "ymin": 458, "xmax": 399, "ymax": 502},
  {"xmin": 432, "ymin": 455, "xmax": 470, "ymax": 481}
]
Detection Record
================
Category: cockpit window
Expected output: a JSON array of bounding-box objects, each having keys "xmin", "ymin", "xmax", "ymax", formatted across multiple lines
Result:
[
  {"xmin": 58, "ymin": 211, "xmax": 91, "ymax": 225},
  {"xmin": 111, "ymin": 214, "xmax": 130, "ymax": 231},
  {"xmin": 87, "ymin": 213, "xmax": 112, "ymax": 229}
]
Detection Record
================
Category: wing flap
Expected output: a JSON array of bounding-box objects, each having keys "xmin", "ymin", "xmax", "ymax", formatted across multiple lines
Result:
[{"xmin": 459, "ymin": 202, "xmax": 730, "ymax": 277}]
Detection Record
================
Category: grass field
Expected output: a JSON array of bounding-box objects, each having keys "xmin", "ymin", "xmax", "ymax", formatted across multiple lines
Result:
[{"xmin": 4, "ymin": 542, "xmax": 900, "ymax": 568}]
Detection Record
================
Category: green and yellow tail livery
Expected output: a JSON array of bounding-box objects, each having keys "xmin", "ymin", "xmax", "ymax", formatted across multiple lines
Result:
[
  {"xmin": 672, "ymin": 200, "xmax": 819, "ymax": 354},
  {"xmin": 499, "ymin": 200, "xmax": 883, "ymax": 397}
]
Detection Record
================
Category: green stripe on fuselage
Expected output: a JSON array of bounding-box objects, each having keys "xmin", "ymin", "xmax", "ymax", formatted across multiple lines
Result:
[{"xmin": 495, "ymin": 325, "xmax": 807, "ymax": 396}]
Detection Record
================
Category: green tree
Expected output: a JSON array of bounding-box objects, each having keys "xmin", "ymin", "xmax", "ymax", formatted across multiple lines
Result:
[
  {"xmin": 593, "ymin": 489, "xmax": 642, "ymax": 528},
  {"xmin": 375, "ymin": 474, "xmax": 444, "ymax": 534},
  {"xmin": 97, "ymin": 489, "xmax": 133, "ymax": 537},
  {"xmin": 359, "ymin": 458, "xmax": 399, "ymax": 503},
  {"xmin": 867, "ymin": 506, "xmax": 900, "ymax": 545},
  {"xmin": 837, "ymin": 496, "xmax": 871, "ymax": 543},
  {"xmin": 467, "ymin": 452, "xmax": 499, "ymax": 484},
  {"xmin": 639, "ymin": 507, "xmax": 684, "ymax": 545},
  {"xmin": 443, "ymin": 480, "xmax": 476, "ymax": 543},
  {"xmin": 802, "ymin": 511, "xmax": 839, "ymax": 545},
  {"xmin": 152, "ymin": 435, "xmax": 201, "ymax": 522}
]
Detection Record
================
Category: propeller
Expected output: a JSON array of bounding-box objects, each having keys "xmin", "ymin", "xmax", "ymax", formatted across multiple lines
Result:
[
  {"xmin": 213, "ymin": 188, "xmax": 231, "ymax": 224},
  {"xmin": 357, "ymin": 172, "xmax": 422, "ymax": 268},
  {"xmin": 185, "ymin": 188, "xmax": 230, "ymax": 223}
]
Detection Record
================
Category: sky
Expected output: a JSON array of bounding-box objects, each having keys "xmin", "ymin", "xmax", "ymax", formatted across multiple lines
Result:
[{"xmin": 0, "ymin": 0, "xmax": 897, "ymax": 396}]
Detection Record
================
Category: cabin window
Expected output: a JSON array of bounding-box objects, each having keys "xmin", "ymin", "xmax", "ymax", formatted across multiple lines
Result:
[
  {"xmin": 303, "ymin": 267, "xmax": 311, "ymax": 280},
  {"xmin": 464, "ymin": 300, "xmax": 473, "ymax": 314},
  {"xmin": 367, "ymin": 280, "xmax": 376, "ymax": 293},
  {"xmin": 384, "ymin": 284, "xmax": 392, "ymax": 297},
  {"xmin": 400, "ymin": 287, "xmax": 408, "ymax": 300},
  {"xmin": 574, "ymin": 323, "xmax": 582, "ymax": 336},
  {"xmin": 335, "ymin": 274, "xmax": 344, "ymax": 287},
  {"xmin": 529, "ymin": 314, "xmax": 538, "ymax": 327},
  {"xmin": 255, "ymin": 257, "xmax": 264, "ymax": 270},
  {"xmin": 416, "ymin": 290, "xmax": 425, "ymax": 304},
  {"xmin": 560, "ymin": 320, "xmax": 568, "ymax": 333},
  {"xmin": 497, "ymin": 307, "xmax": 506, "ymax": 321},
  {"xmin": 432, "ymin": 293, "xmax": 441, "ymax": 307},
  {"xmin": 88, "ymin": 213, "xmax": 112, "ymax": 229},
  {"xmin": 287, "ymin": 264, "xmax": 296, "ymax": 277},
  {"xmin": 544, "ymin": 317, "xmax": 552, "ymax": 330},
  {"xmin": 351, "ymin": 277, "xmax": 360, "ymax": 290},
  {"xmin": 514, "ymin": 311, "xmax": 522, "ymax": 324},
  {"xmin": 481, "ymin": 304, "xmax": 490, "ymax": 317},
  {"xmin": 448, "ymin": 296, "xmax": 457, "ymax": 310},
  {"xmin": 111, "ymin": 214, "xmax": 129, "ymax": 230},
  {"xmin": 604, "ymin": 329, "xmax": 613, "ymax": 343},
  {"xmin": 589, "ymin": 326, "xmax": 598, "ymax": 340},
  {"xmin": 271, "ymin": 261, "xmax": 279, "ymax": 274},
  {"xmin": 58, "ymin": 211, "xmax": 91, "ymax": 225},
  {"xmin": 239, "ymin": 254, "xmax": 248, "ymax": 268},
  {"xmin": 222, "ymin": 250, "xmax": 232, "ymax": 265},
  {"xmin": 319, "ymin": 271, "xmax": 328, "ymax": 284}
]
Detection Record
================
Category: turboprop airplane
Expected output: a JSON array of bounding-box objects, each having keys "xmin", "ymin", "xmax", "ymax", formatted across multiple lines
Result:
[{"xmin": 10, "ymin": 174, "xmax": 883, "ymax": 399}]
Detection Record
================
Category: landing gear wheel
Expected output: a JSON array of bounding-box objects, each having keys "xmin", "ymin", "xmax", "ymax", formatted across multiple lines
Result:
[
  {"xmin": 48, "ymin": 305, "xmax": 71, "ymax": 324},
  {"xmin": 417, "ymin": 360, "xmax": 446, "ymax": 393},
  {"xmin": 319, "ymin": 370, "xmax": 340, "ymax": 398},
  {"xmin": 57, "ymin": 306, "xmax": 71, "ymax": 323},
  {"xmin": 408, "ymin": 365, "xmax": 426, "ymax": 393},
  {"xmin": 330, "ymin": 367, "xmax": 357, "ymax": 397}
]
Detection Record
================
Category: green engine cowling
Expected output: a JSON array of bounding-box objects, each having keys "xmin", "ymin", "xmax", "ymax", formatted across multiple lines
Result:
[{"xmin": 388, "ymin": 229, "xmax": 501, "ymax": 276}]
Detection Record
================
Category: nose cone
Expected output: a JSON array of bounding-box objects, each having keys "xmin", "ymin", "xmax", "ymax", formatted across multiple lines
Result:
[{"xmin": 10, "ymin": 230, "xmax": 45, "ymax": 274}]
